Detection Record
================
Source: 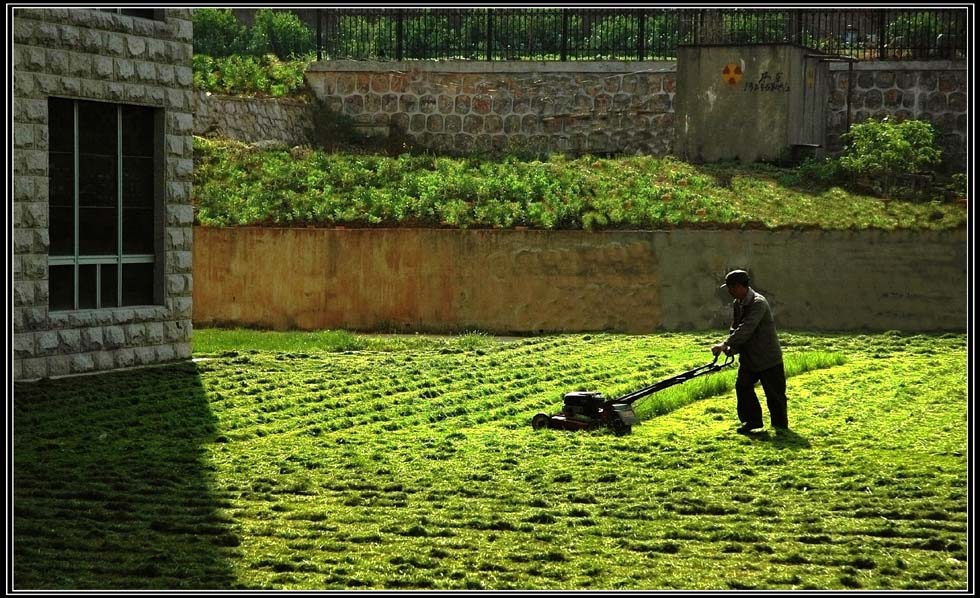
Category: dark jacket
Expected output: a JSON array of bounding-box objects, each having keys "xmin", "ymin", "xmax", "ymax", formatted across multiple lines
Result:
[{"xmin": 726, "ymin": 287, "xmax": 783, "ymax": 372}]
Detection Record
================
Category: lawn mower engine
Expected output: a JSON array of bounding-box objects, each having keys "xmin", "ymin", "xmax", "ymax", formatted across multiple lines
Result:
[
  {"xmin": 531, "ymin": 391, "xmax": 638, "ymax": 436},
  {"xmin": 531, "ymin": 353, "xmax": 734, "ymax": 436}
]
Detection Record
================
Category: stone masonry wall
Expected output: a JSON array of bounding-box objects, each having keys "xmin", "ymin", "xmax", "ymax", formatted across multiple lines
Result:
[
  {"xmin": 305, "ymin": 60, "xmax": 677, "ymax": 157},
  {"xmin": 13, "ymin": 8, "xmax": 195, "ymax": 381},
  {"xmin": 303, "ymin": 59, "xmax": 966, "ymax": 166},
  {"xmin": 826, "ymin": 61, "xmax": 966, "ymax": 169},
  {"xmin": 193, "ymin": 90, "xmax": 317, "ymax": 146}
]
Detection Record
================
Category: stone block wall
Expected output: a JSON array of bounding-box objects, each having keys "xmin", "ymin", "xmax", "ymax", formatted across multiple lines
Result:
[
  {"xmin": 13, "ymin": 8, "xmax": 195, "ymax": 381},
  {"xmin": 827, "ymin": 60, "xmax": 967, "ymax": 170},
  {"xmin": 193, "ymin": 90, "xmax": 317, "ymax": 146},
  {"xmin": 305, "ymin": 60, "xmax": 677, "ymax": 157},
  {"xmin": 305, "ymin": 59, "xmax": 965, "ymax": 167}
]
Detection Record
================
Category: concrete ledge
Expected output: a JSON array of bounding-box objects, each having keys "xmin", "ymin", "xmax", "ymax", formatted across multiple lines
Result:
[
  {"xmin": 308, "ymin": 59, "xmax": 679, "ymax": 74},
  {"xmin": 828, "ymin": 59, "xmax": 966, "ymax": 71},
  {"xmin": 194, "ymin": 90, "xmax": 313, "ymax": 106},
  {"xmin": 307, "ymin": 58, "xmax": 966, "ymax": 74}
]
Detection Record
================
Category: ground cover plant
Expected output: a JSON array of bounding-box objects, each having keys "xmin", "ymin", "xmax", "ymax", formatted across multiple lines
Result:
[
  {"xmin": 13, "ymin": 330, "xmax": 966, "ymax": 590},
  {"xmin": 192, "ymin": 137, "xmax": 967, "ymax": 231}
]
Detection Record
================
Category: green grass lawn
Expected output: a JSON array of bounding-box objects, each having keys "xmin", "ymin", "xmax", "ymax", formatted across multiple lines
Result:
[{"xmin": 13, "ymin": 330, "xmax": 967, "ymax": 590}]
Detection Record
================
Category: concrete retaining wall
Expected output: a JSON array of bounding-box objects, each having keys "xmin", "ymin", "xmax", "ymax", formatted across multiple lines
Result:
[
  {"xmin": 673, "ymin": 44, "xmax": 829, "ymax": 164},
  {"xmin": 193, "ymin": 227, "xmax": 968, "ymax": 334}
]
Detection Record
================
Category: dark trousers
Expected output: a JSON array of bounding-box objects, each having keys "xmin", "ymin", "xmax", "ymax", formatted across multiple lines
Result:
[{"xmin": 735, "ymin": 362, "xmax": 788, "ymax": 428}]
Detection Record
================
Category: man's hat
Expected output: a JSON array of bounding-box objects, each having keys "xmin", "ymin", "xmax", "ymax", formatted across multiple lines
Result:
[{"xmin": 720, "ymin": 269, "xmax": 750, "ymax": 288}]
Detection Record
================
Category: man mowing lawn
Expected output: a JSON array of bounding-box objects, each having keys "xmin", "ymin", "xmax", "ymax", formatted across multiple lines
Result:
[{"xmin": 712, "ymin": 269, "xmax": 788, "ymax": 435}]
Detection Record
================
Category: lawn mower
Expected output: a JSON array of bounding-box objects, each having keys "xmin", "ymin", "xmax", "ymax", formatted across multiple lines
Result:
[{"xmin": 530, "ymin": 353, "xmax": 735, "ymax": 436}]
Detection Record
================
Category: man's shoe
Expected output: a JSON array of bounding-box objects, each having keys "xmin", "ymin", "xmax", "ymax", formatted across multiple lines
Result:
[{"xmin": 736, "ymin": 422, "xmax": 764, "ymax": 435}]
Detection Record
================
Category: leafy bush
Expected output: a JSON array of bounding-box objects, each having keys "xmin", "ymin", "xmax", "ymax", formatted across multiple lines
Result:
[
  {"xmin": 193, "ymin": 53, "xmax": 313, "ymax": 97},
  {"xmin": 585, "ymin": 15, "xmax": 638, "ymax": 59},
  {"xmin": 401, "ymin": 10, "xmax": 455, "ymax": 59},
  {"xmin": 791, "ymin": 157, "xmax": 843, "ymax": 188},
  {"xmin": 247, "ymin": 8, "xmax": 315, "ymax": 59},
  {"xmin": 724, "ymin": 10, "xmax": 787, "ymax": 44},
  {"xmin": 193, "ymin": 8, "xmax": 248, "ymax": 57},
  {"xmin": 837, "ymin": 117, "xmax": 942, "ymax": 199},
  {"xmin": 328, "ymin": 15, "xmax": 391, "ymax": 59},
  {"xmin": 886, "ymin": 11, "xmax": 946, "ymax": 59},
  {"xmin": 948, "ymin": 173, "xmax": 966, "ymax": 197}
]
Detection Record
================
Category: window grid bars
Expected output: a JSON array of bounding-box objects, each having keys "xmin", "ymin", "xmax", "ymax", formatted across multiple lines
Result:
[
  {"xmin": 72, "ymin": 100, "xmax": 79, "ymax": 311},
  {"xmin": 117, "ymin": 106, "xmax": 123, "ymax": 308},
  {"xmin": 51, "ymin": 101, "xmax": 155, "ymax": 311}
]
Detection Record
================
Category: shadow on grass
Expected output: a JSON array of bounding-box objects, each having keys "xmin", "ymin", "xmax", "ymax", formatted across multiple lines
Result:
[
  {"xmin": 694, "ymin": 160, "xmax": 839, "ymax": 198},
  {"xmin": 745, "ymin": 428, "xmax": 812, "ymax": 450},
  {"xmin": 13, "ymin": 361, "xmax": 236, "ymax": 589}
]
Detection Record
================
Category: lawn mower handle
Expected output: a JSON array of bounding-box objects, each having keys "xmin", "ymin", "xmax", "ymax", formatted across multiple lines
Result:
[{"xmin": 613, "ymin": 353, "xmax": 735, "ymax": 406}]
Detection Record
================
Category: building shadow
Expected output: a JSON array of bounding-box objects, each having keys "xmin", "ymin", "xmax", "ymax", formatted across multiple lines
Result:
[{"xmin": 13, "ymin": 361, "xmax": 236, "ymax": 589}]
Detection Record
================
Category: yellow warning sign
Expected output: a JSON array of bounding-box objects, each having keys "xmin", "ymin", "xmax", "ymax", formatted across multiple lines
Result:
[{"xmin": 722, "ymin": 63, "xmax": 743, "ymax": 86}]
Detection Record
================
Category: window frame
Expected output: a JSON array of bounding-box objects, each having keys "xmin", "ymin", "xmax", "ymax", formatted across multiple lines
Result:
[
  {"xmin": 97, "ymin": 8, "xmax": 166, "ymax": 21},
  {"xmin": 47, "ymin": 98, "xmax": 164, "ymax": 312}
]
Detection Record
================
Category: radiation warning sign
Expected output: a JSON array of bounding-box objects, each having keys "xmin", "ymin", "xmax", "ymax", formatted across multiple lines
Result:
[{"xmin": 722, "ymin": 63, "xmax": 743, "ymax": 86}]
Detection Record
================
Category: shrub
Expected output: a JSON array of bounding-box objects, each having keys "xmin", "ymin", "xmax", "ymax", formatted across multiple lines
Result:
[
  {"xmin": 794, "ymin": 156, "xmax": 843, "ymax": 187},
  {"xmin": 192, "ymin": 54, "xmax": 313, "ymax": 97},
  {"xmin": 193, "ymin": 8, "xmax": 247, "ymax": 57},
  {"xmin": 247, "ymin": 9, "xmax": 315, "ymax": 59},
  {"xmin": 837, "ymin": 117, "xmax": 942, "ymax": 199},
  {"xmin": 886, "ymin": 11, "xmax": 945, "ymax": 59},
  {"xmin": 192, "ymin": 55, "xmax": 220, "ymax": 90},
  {"xmin": 400, "ymin": 10, "xmax": 454, "ymax": 59},
  {"xmin": 948, "ymin": 173, "xmax": 966, "ymax": 197},
  {"xmin": 724, "ymin": 10, "xmax": 786, "ymax": 44}
]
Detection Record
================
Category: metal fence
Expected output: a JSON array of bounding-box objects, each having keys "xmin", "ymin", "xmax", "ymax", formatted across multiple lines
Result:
[{"xmin": 314, "ymin": 8, "xmax": 968, "ymax": 61}]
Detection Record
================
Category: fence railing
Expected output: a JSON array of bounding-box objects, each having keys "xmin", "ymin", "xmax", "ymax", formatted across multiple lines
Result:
[{"xmin": 313, "ymin": 8, "xmax": 967, "ymax": 61}]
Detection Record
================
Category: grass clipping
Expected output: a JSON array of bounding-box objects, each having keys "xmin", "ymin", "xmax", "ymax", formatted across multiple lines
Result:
[{"xmin": 632, "ymin": 351, "xmax": 846, "ymax": 420}]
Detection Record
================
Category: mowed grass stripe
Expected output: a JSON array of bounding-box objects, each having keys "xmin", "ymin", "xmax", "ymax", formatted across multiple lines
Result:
[
  {"xmin": 13, "ymin": 331, "xmax": 966, "ymax": 590},
  {"xmin": 202, "ymin": 340, "xmax": 659, "ymax": 439}
]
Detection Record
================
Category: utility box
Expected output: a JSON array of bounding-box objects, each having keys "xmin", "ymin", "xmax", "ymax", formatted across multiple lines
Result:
[{"xmin": 674, "ymin": 44, "xmax": 830, "ymax": 164}]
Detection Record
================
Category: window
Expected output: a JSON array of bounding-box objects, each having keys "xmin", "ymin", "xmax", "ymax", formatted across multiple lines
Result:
[
  {"xmin": 97, "ymin": 8, "xmax": 164, "ymax": 21},
  {"xmin": 48, "ymin": 98, "xmax": 162, "ymax": 311}
]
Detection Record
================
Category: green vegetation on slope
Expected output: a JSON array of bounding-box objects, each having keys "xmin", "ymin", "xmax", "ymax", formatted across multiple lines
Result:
[
  {"xmin": 13, "ymin": 331, "xmax": 967, "ymax": 590},
  {"xmin": 192, "ymin": 137, "xmax": 967, "ymax": 231}
]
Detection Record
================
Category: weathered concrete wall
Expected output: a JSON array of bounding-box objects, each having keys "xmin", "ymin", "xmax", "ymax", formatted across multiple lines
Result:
[
  {"xmin": 826, "ymin": 60, "xmax": 968, "ymax": 170},
  {"xmin": 193, "ymin": 227, "xmax": 967, "ymax": 334},
  {"xmin": 13, "ymin": 8, "xmax": 195, "ymax": 380},
  {"xmin": 305, "ymin": 60, "xmax": 678, "ymax": 157},
  {"xmin": 674, "ymin": 44, "xmax": 829, "ymax": 163},
  {"xmin": 193, "ymin": 90, "xmax": 317, "ymax": 146}
]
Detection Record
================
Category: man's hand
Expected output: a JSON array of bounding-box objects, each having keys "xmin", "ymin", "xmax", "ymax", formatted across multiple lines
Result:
[{"xmin": 711, "ymin": 343, "xmax": 727, "ymax": 356}]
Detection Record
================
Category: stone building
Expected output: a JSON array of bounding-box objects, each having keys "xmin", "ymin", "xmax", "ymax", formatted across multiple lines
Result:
[{"xmin": 12, "ymin": 8, "xmax": 195, "ymax": 381}]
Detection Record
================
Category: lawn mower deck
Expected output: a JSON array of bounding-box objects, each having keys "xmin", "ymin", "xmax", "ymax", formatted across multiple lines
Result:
[{"xmin": 531, "ymin": 353, "xmax": 735, "ymax": 436}]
